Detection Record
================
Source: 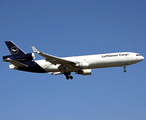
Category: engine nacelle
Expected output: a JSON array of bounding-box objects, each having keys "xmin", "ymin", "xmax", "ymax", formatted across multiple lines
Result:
[
  {"xmin": 75, "ymin": 62, "xmax": 90, "ymax": 69},
  {"xmin": 76, "ymin": 69, "xmax": 92, "ymax": 75},
  {"xmin": 3, "ymin": 53, "xmax": 35, "ymax": 61}
]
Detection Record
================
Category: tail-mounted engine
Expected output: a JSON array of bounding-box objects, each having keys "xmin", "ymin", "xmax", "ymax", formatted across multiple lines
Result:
[
  {"xmin": 3, "ymin": 53, "xmax": 35, "ymax": 62},
  {"xmin": 76, "ymin": 69, "xmax": 92, "ymax": 75}
]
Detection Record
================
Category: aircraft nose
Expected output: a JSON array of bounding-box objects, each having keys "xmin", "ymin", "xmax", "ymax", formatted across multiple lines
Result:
[
  {"xmin": 139, "ymin": 56, "xmax": 144, "ymax": 61},
  {"xmin": 136, "ymin": 55, "xmax": 144, "ymax": 62},
  {"xmin": 141, "ymin": 56, "xmax": 144, "ymax": 60}
]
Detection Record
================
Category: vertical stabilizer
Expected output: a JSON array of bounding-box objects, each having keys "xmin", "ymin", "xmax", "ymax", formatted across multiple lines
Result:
[{"xmin": 5, "ymin": 41, "xmax": 26, "ymax": 56}]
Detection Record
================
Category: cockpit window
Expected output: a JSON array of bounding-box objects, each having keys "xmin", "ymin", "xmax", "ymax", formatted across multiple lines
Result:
[{"xmin": 136, "ymin": 54, "xmax": 141, "ymax": 56}]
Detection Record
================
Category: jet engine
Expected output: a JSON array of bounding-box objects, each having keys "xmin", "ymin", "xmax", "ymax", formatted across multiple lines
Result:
[
  {"xmin": 3, "ymin": 53, "xmax": 35, "ymax": 61},
  {"xmin": 75, "ymin": 62, "xmax": 90, "ymax": 69},
  {"xmin": 76, "ymin": 69, "xmax": 92, "ymax": 75}
]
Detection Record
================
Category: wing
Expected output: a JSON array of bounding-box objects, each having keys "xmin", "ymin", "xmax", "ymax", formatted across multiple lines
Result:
[{"xmin": 32, "ymin": 46, "xmax": 76, "ymax": 66}]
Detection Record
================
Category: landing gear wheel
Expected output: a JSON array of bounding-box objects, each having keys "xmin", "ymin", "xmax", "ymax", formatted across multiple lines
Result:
[
  {"xmin": 70, "ymin": 76, "xmax": 73, "ymax": 79},
  {"xmin": 124, "ymin": 70, "xmax": 127, "ymax": 73},
  {"xmin": 63, "ymin": 72, "xmax": 73, "ymax": 80}
]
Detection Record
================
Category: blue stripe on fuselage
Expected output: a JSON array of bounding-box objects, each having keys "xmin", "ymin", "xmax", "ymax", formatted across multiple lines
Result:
[{"xmin": 17, "ymin": 61, "xmax": 46, "ymax": 73}]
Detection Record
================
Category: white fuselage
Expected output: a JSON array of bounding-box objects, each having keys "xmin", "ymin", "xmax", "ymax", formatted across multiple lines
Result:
[{"xmin": 34, "ymin": 52, "xmax": 144, "ymax": 72}]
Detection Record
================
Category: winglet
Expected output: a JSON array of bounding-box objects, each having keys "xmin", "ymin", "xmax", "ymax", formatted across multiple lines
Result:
[{"xmin": 32, "ymin": 46, "xmax": 40, "ymax": 54}]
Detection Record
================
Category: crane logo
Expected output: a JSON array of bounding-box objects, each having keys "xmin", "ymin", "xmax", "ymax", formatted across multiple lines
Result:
[{"xmin": 11, "ymin": 46, "xmax": 19, "ymax": 55}]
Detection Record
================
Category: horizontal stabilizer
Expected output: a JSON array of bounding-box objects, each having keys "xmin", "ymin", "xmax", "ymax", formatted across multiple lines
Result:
[{"xmin": 5, "ymin": 58, "xmax": 28, "ymax": 67}]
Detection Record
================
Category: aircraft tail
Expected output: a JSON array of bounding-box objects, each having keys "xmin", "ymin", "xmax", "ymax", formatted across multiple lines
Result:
[
  {"xmin": 3, "ymin": 41, "xmax": 35, "ymax": 63},
  {"xmin": 5, "ymin": 41, "xmax": 26, "ymax": 56}
]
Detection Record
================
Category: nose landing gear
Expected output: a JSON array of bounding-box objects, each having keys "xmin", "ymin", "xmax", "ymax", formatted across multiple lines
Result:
[{"xmin": 123, "ymin": 66, "xmax": 127, "ymax": 73}]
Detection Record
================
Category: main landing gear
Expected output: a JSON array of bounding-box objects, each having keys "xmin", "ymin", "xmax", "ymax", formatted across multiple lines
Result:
[
  {"xmin": 63, "ymin": 72, "xmax": 73, "ymax": 80},
  {"xmin": 123, "ymin": 66, "xmax": 127, "ymax": 73}
]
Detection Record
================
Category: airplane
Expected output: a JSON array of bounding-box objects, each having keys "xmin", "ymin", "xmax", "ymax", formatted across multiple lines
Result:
[{"xmin": 3, "ymin": 41, "xmax": 144, "ymax": 80}]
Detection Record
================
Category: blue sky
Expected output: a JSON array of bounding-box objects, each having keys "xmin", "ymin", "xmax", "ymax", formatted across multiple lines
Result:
[{"xmin": 0, "ymin": 0, "xmax": 146, "ymax": 120}]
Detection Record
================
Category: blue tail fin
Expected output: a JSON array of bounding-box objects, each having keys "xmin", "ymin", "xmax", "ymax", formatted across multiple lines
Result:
[{"xmin": 5, "ymin": 41, "xmax": 26, "ymax": 56}]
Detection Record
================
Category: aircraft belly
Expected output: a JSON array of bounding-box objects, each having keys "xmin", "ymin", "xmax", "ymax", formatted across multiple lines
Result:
[{"xmin": 90, "ymin": 60, "xmax": 106, "ymax": 68}]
